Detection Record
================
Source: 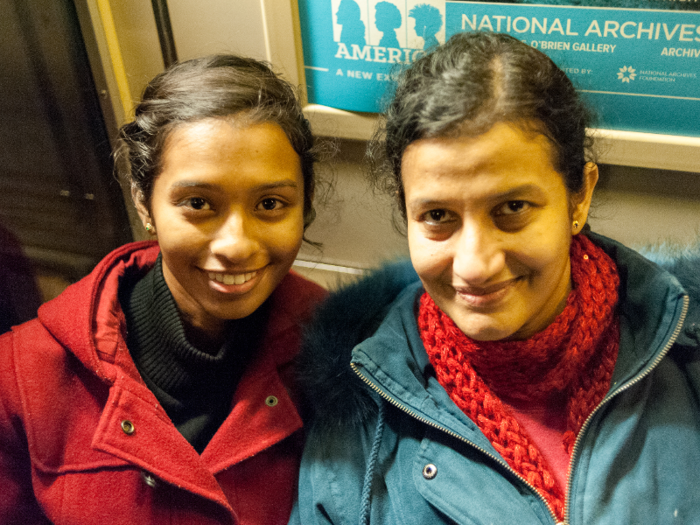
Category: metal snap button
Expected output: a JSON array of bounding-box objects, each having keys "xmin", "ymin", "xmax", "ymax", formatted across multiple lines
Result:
[
  {"xmin": 121, "ymin": 420, "xmax": 135, "ymax": 435},
  {"xmin": 422, "ymin": 463, "xmax": 437, "ymax": 480},
  {"xmin": 141, "ymin": 471, "xmax": 158, "ymax": 488},
  {"xmin": 265, "ymin": 395, "xmax": 278, "ymax": 407}
]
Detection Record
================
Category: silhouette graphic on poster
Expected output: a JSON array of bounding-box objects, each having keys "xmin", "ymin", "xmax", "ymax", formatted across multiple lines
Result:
[
  {"xmin": 336, "ymin": 0, "xmax": 366, "ymax": 46},
  {"xmin": 375, "ymin": 2, "xmax": 402, "ymax": 49},
  {"xmin": 409, "ymin": 4, "xmax": 442, "ymax": 49}
]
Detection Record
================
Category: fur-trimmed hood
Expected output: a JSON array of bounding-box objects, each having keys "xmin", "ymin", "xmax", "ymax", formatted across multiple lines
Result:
[
  {"xmin": 297, "ymin": 261, "xmax": 419, "ymax": 428},
  {"xmin": 298, "ymin": 234, "xmax": 700, "ymax": 431}
]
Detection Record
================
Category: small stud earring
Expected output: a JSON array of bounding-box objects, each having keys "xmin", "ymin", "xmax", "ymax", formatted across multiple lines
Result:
[
  {"xmin": 573, "ymin": 220, "xmax": 579, "ymax": 232},
  {"xmin": 145, "ymin": 222, "xmax": 155, "ymax": 234}
]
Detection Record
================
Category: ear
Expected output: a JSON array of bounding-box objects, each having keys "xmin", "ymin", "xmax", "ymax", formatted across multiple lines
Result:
[
  {"xmin": 570, "ymin": 162, "xmax": 598, "ymax": 233},
  {"xmin": 131, "ymin": 185, "xmax": 154, "ymax": 231}
]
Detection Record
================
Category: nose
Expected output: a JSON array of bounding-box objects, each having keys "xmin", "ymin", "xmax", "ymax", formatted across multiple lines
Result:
[
  {"xmin": 209, "ymin": 211, "xmax": 259, "ymax": 262},
  {"xmin": 452, "ymin": 221, "xmax": 505, "ymax": 285}
]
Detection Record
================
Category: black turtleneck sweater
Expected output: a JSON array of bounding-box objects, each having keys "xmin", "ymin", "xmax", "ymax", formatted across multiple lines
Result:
[{"xmin": 119, "ymin": 256, "xmax": 269, "ymax": 453}]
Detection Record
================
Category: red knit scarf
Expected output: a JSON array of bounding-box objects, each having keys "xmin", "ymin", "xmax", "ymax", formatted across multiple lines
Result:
[{"xmin": 418, "ymin": 234, "xmax": 620, "ymax": 521}]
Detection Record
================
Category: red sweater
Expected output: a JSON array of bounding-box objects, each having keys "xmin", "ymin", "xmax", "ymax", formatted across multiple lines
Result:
[{"xmin": 0, "ymin": 241, "xmax": 326, "ymax": 524}]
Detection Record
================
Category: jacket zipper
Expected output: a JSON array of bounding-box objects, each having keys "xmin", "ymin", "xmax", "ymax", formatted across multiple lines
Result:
[
  {"xmin": 351, "ymin": 294, "xmax": 689, "ymax": 525},
  {"xmin": 562, "ymin": 294, "xmax": 689, "ymax": 524},
  {"xmin": 350, "ymin": 362, "xmax": 560, "ymax": 524}
]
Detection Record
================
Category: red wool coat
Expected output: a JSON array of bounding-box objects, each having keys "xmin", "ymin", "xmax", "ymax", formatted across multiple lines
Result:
[{"xmin": 0, "ymin": 241, "xmax": 326, "ymax": 524}]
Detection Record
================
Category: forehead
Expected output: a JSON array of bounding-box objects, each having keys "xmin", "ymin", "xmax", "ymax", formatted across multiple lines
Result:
[
  {"xmin": 155, "ymin": 119, "xmax": 302, "ymax": 190},
  {"xmin": 401, "ymin": 122, "xmax": 566, "ymax": 202},
  {"xmin": 163, "ymin": 119, "xmax": 297, "ymax": 166},
  {"xmin": 165, "ymin": 117, "xmax": 288, "ymax": 152}
]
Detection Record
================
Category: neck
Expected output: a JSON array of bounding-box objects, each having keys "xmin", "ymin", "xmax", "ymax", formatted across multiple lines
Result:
[{"xmin": 182, "ymin": 320, "xmax": 225, "ymax": 356}]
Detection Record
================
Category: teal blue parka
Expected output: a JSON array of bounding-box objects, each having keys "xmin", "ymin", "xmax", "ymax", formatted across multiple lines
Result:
[{"xmin": 291, "ymin": 234, "xmax": 700, "ymax": 525}]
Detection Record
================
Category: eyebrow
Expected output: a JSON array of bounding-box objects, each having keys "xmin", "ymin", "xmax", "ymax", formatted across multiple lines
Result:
[
  {"xmin": 169, "ymin": 179, "xmax": 300, "ymax": 191},
  {"xmin": 488, "ymin": 183, "xmax": 545, "ymax": 201},
  {"xmin": 407, "ymin": 183, "xmax": 544, "ymax": 210}
]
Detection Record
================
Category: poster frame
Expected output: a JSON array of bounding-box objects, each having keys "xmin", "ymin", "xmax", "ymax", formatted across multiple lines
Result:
[{"xmin": 282, "ymin": 0, "xmax": 700, "ymax": 172}]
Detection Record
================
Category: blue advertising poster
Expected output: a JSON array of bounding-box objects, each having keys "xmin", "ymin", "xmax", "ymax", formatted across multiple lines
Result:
[{"xmin": 298, "ymin": 1, "xmax": 700, "ymax": 136}]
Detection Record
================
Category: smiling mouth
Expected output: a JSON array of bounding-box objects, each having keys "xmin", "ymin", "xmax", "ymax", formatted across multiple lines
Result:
[
  {"xmin": 457, "ymin": 282, "xmax": 511, "ymax": 295},
  {"xmin": 208, "ymin": 271, "xmax": 258, "ymax": 286},
  {"xmin": 454, "ymin": 278, "xmax": 521, "ymax": 306}
]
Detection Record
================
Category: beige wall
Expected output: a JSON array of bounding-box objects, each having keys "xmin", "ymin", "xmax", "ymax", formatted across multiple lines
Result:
[
  {"xmin": 108, "ymin": 0, "xmax": 163, "ymax": 109},
  {"xmin": 167, "ymin": 0, "xmax": 267, "ymax": 62},
  {"xmin": 592, "ymin": 165, "xmax": 700, "ymax": 248}
]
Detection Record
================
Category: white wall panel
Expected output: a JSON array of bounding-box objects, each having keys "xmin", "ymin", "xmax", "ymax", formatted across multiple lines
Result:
[{"xmin": 167, "ymin": 0, "xmax": 268, "ymax": 61}]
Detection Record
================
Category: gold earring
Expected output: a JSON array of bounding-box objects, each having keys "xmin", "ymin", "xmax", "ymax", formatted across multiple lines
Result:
[
  {"xmin": 573, "ymin": 220, "xmax": 579, "ymax": 233},
  {"xmin": 145, "ymin": 222, "xmax": 155, "ymax": 234}
]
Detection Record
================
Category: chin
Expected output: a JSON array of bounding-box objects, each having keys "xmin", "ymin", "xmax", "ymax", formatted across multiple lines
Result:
[
  {"xmin": 465, "ymin": 328, "xmax": 513, "ymax": 342},
  {"xmin": 205, "ymin": 298, "xmax": 259, "ymax": 322},
  {"xmin": 453, "ymin": 316, "xmax": 518, "ymax": 342}
]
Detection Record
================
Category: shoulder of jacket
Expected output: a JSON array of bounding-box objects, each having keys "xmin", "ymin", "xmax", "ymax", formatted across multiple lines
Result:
[
  {"xmin": 639, "ymin": 240, "xmax": 700, "ymax": 290},
  {"xmin": 637, "ymin": 241, "xmax": 700, "ymax": 311},
  {"xmin": 0, "ymin": 318, "xmax": 77, "ymax": 410},
  {"xmin": 297, "ymin": 260, "xmax": 419, "ymax": 430},
  {"xmin": 2, "ymin": 316, "xmax": 60, "ymax": 356},
  {"xmin": 274, "ymin": 270, "xmax": 328, "ymax": 323},
  {"xmin": 637, "ymin": 240, "xmax": 700, "ymax": 353},
  {"xmin": 33, "ymin": 242, "xmax": 159, "ymax": 378}
]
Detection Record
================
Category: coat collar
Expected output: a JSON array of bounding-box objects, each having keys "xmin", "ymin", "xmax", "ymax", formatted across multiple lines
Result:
[
  {"xmin": 37, "ymin": 241, "xmax": 160, "ymax": 383},
  {"xmin": 587, "ymin": 233, "xmax": 691, "ymax": 391}
]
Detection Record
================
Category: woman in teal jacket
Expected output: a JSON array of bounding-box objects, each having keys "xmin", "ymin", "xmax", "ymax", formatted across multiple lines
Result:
[{"xmin": 292, "ymin": 32, "xmax": 700, "ymax": 524}]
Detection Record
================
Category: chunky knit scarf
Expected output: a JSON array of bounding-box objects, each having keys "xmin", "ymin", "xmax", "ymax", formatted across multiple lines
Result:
[{"xmin": 419, "ymin": 234, "xmax": 620, "ymax": 521}]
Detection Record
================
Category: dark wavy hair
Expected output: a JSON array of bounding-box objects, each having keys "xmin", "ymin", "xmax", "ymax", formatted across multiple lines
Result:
[
  {"xmin": 371, "ymin": 31, "xmax": 593, "ymax": 219},
  {"xmin": 116, "ymin": 54, "xmax": 317, "ymax": 228}
]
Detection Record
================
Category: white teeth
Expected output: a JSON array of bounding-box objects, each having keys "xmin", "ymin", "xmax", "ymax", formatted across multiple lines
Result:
[{"xmin": 208, "ymin": 271, "xmax": 257, "ymax": 285}]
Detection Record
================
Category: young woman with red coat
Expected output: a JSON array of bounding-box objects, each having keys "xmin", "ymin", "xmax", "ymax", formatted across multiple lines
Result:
[{"xmin": 0, "ymin": 55, "xmax": 326, "ymax": 524}]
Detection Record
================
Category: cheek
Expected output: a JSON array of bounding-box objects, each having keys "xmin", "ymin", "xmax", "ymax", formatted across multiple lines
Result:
[
  {"xmin": 149, "ymin": 201, "xmax": 196, "ymax": 249},
  {"xmin": 514, "ymin": 224, "xmax": 571, "ymax": 278},
  {"xmin": 521, "ymin": 205, "xmax": 572, "ymax": 257},
  {"xmin": 407, "ymin": 224, "xmax": 450, "ymax": 280},
  {"xmin": 263, "ymin": 216, "xmax": 304, "ymax": 260},
  {"xmin": 156, "ymin": 224, "xmax": 207, "ymax": 258}
]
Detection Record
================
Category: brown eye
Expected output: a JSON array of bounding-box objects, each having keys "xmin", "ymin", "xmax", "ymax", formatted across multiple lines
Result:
[
  {"xmin": 499, "ymin": 201, "xmax": 528, "ymax": 215},
  {"xmin": 188, "ymin": 197, "xmax": 210, "ymax": 210},
  {"xmin": 258, "ymin": 198, "xmax": 281, "ymax": 211},
  {"xmin": 426, "ymin": 209, "xmax": 448, "ymax": 223}
]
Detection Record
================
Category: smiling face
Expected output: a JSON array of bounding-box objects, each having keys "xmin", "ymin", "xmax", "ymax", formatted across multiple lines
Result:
[
  {"xmin": 136, "ymin": 119, "xmax": 305, "ymax": 337},
  {"xmin": 402, "ymin": 122, "xmax": 597, "ymax": 341}
]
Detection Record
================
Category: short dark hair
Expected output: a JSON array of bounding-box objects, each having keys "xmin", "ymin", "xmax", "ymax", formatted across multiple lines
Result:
[
  {"xmin": 371, "ymin": 31, "xmax": 593, "ymax": 219},
  {"xmin": 116, "ymin": 54, "xmax": 317, "ymax": 228}
]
